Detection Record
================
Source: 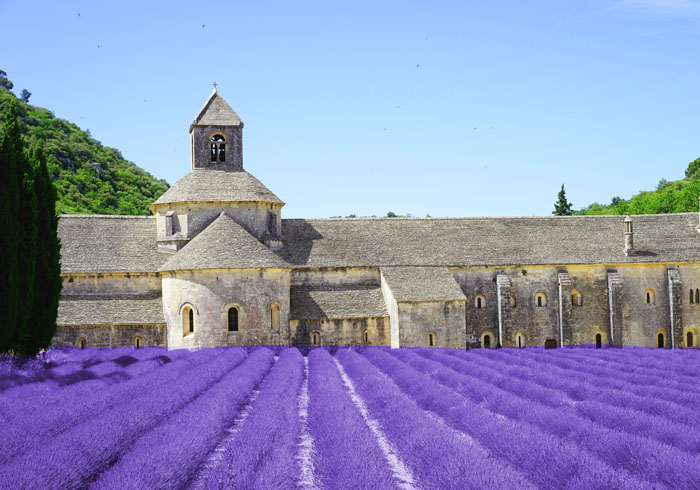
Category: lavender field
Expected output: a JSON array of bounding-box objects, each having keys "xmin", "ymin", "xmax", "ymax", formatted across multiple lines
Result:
[{"xmin": 1, "ymin": 346, "xmax": 699, "ymax": 489}]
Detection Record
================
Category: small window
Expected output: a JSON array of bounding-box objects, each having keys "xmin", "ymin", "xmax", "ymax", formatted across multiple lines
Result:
[
  {"xmin": 311, "ymin": 331, "xmax": 320, "ymax": 346},
  {"xmin": 429, "ymin": 332, "xmax": 436, "ymax": 347},
  {"xmin": 267, "ymin": 211, "xmax": 277, "ymax": 235},
  {"xmin": 210, "ymin": 134, "xmax": 226, "ymax": 162},
  {"xmin": 515, "ymin": 332, "xmax": 526, "ymax": 348},
  {"xmin": 270, "ymin": 304, "xmax": 279, "ymax": 332},
  {"xmin": 696, "ymin": 289, "xmax": 699, "ymax": 304},
  {"xmin": 228, "ymin": 306, "xmax": 239, "ymax": 332},
  {"xmin": 134, "ymin": 336, "xmax": 141, "ymax": 348},
  {"xmin": 595, "ymin": 333, "xmax": 602, "ymax": 349},
  {"xmin": 78, "ymin": 338, "xmax": 86, "ymax": 349},
  {"xmin": 183, "ymin": 306, "xmax": 194, "ymax": 336},
  {"xmin": 691, "ymin": 289, "xmax": 695, "ymax": 305},
  {"xmin": 657, "ymin": 332, "xmax": 664, "ymax": 348},
  {"xmin": 475, "ymin": 294, "xmax": 485, "ymax": 309},
  {"xmin": 483, "ymin": 334, "xmax": 491, "ymax": 349},
  {"xmin": 687, "ymin": 331, "xmax": 694, "ymax": 348},
  {"xmin": 645, "ymin": 289, "xmax": 655, "ymax": 305},
  {"xmin": 363, "ymin": 329, "xmax": 370, "ymax": 345},
  {"xmin": 536, "ymin": 292, "xmax": 547, "ymax": 307},
  {"xmin": 571, "ymin": 290, "xmax": 582, "ymax": 307}
]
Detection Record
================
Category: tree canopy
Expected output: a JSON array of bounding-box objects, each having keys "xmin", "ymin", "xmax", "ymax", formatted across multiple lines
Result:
[{"xmin": 553, "ymin": 184, "xmax": 573, "ymax": 216}]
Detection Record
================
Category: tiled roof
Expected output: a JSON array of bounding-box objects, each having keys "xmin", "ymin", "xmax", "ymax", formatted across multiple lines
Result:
[
  {"xmin": 58, "ymin": 215, "xmax": 165, "ymax": 274},
  {"xmin": 57, "ymin": 293, "xmax": 165, "ymax": 326},
  {"xmin": 381, "ymin": 266, "xmax": 466, "ymax": 302},
  {"xmin": 190, "ymin": 89, "xmax": 243, "ymax": 130},
  {"xmin": 160, "ymin": 213, "xmax": 289, "ymax": 272},
  {"xmin": 279, "ymin": 213, "xmax": 700, "ymax": 267},
  {"xmin": 151, "ymin": 170, "xmax": 283, "ymax": 207},
  {"xmin": 290, "ymin": 286, "xmax": 388, "ymax": 320}
]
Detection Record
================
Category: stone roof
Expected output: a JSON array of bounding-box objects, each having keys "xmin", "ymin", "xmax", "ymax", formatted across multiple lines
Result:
[
  {"xmin": 190, "ymin": 89, "xmax": 242, "ymax": 130},
  {"xmin": 58, "ymin": 215, "xmax": 166, "ymax": 274},
  {"xmin": 290, "ymin": 286, "xmax": 388, "ymax": 320},
  {"xmin": 151, "ymin": 170, "xmax": 283, "ymax": 207},
  {"xmin": 160, "ymin": 213, "xmax": 288, "ymax": 272},
  {"xmin": 57, "ymin": 293, "xmax": 164, "ymax": 326},
  {"xmin": 381, "ymin": 266, "xmax": 466, "ymax": 302},
  {"xmin": 279, "ymin": 213, "xmax": 700, "ymax": 268}
]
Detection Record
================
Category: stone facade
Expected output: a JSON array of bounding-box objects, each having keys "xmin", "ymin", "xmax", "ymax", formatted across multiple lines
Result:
[{"xmin": 54, "ymin": 89, "xmax": 700, "ymax": 350}]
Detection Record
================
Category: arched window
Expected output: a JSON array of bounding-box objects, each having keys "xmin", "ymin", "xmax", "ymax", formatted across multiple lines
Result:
[
  {"xmin": 134, "ymin": 336, "xmax": 141, "ymax": 348},
  {"xmin": 571, "ymin": 290, "xmax": 582, "ymax": 307},
  {"xmin": 210, "ymin": 134, "xmax": 226, "ymax": 162},
  {"xmin": 228, "ymin": 306, "xmax": 239, "ymax": 332},
  {"xmin": 535, "ymin": 292, "xmax": 547, "ymax": 307},
  {"xmin": 691, "ymin": 289, "xmax": 695, "ymax": 304},
  {"xmin": 475, "ymin": 294, "xmax": 485, "ymax": 309},
  {"xmin": 687, "ymin": 331, "xmax": 694, "ymax": 348},
  {"xmin": 311, "ymin": 331, "xmax": 320, "ymax": 346},
  {"xmin": 270, "ymin": 304, "xmax": 279, "ymax": 332},
  {"xmin": 595, "ymin": 333, "xmax": 602, "ymax": 349},
  {"xmin": 510, "ymin": 294, "xmax": 516, "ymax": 308},
  {"xmin": 544, "ymin": 339, "xmax": 557, "ymax": 350},
  {"xmin": 429, "ymin": 331, "xmax": 436, "ymax": 347},
  {"xmin": 363, "ymin": 329, "xmax": 370, "ymax": 345},
  {"xmin": 657, "ymin": 331, "xmax": 665, "ymax": 348},
  {"xmin": 696, "ymin": 289, "xmax": 699, "ymax": 304},
  {"xmin": 645, "ymin": 288, "xmax": 655, "ymax": 305},
  {"xmin": 78, "ymin": 338, "xmax": 86, "ymax": 349},
  {"xmin": 183, "ymin": 306, "xmax": 194, "ymax": 336},
  {"xmin": 483, "ymin": 334, "xmax": 491, "ymax": 348},
  {"xmin": 515, "ymin": 332, "xmax": 526, "ymax": 348}
]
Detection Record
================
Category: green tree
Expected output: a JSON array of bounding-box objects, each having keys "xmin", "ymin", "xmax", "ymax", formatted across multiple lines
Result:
[
  {"xmin": 552, "ymin": 184, "xmax": 573, "ymax": 216},
  {"xmin": 21, "ymin": 146, "xmax": 62, "ymax": 354},
  {"xmin": 20, "ymin": 89, "xmax": 31, "ymax": 103},
  {"xmin": 685, "ymin": 157, "xmax": 700, "ymax": 179},
  {"xmin": 0, "ymin": 100, "xmax": 22, "ymax": 352},
  {"xmin": 0, "ymin": 69, "xmax": 13, "ymax": 91}
]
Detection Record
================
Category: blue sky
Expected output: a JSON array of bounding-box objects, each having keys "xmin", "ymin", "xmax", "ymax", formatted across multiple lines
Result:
[{"xmin": 2, "ymin": 0, "xmax": 699, "ymax": 218}]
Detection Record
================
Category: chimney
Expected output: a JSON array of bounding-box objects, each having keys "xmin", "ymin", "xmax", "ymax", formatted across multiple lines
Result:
[{"xmin": 624, "ymin": 213, "xmax": 634, "ymax": 256}]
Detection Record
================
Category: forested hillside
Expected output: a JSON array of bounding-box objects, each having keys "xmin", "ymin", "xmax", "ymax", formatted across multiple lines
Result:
[
  {"xmin": 577, "ymin": 157, "xmax": 700, "ymax": 215},
  {"xmin": 0, "ymin": 72, "xmax": 168, "ymax": 215}
]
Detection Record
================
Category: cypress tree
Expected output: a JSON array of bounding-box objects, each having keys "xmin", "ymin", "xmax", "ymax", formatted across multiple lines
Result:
[
  {"xmin": 552, "ymin": 184, "xmax": 573, "ymax": 216},
  {"xmin": 22, "ymin": 146, "xmax": 62, "ymax": 354},
  {"xmin": 0, "ymin": 101, "xmax": 21, "ymax": 353},
  {"xmin": 14, "ymin": 143, "xmax": 38, "ymax": 352}
]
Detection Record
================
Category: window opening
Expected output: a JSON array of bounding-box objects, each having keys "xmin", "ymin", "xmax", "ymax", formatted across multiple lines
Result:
[
  {"xmin": 429, "ymin": 332, "xmax": 435, "ymax": 347},
  {"xmin": 483, "ymin": 334, "xmax": 491, "ymax": 349},
  {"xmin": 658, "ymin": 332, "xmax": 664, "ymax": 348},
  {"xmin": 134, "ymin": 336, "xmax": 141, "ymax": 348},
  {"xmin": 228, "ymin": 307, "xmax": 239, "ymax": 332},
  {"xmin": 189, "ymin": 308, "xmax": 194, "ymax": 333},
  {"xmin": 210, "ymin": 134, "xmax": 226, "ymax": 162},
  {"xmin": 270, "ymin": 304, "xmax": 279, "ymax": 332},
  {"xmin": 79, "ymin": 338, "xmax": 86, "ymax": 349},
  {"xmin": 688, "ymin": 331, "xmax": 694, "ymax": 348},
  {"xmin": 696, "ymin": 289, "xmax": 699, "ymax": 304},
  {"xmin": 311, "ymin": 331, "xmax": 320, "ymax": 346},
  {"xmin": 363, "ymin": 330, "xmax": 369, "ymax": 344},
  {"xmin": 595, "ymin": 333, "xmax": 602, "ymax": 349},
  {"xmin": 691, "ymin": 289, "xmax": 695, "ymax": 304}
]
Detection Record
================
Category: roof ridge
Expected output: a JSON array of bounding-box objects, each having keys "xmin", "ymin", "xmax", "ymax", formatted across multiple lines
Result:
[
  {"xmin": 59, "ymin": 214, "xmax": 154, "ymax": 219},
  {"xmin": 291, "ymin": 212, "xmax": 698, "ymax": 222}
]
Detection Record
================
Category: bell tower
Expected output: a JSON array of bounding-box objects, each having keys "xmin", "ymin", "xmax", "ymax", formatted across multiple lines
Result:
[{"xmin": 189, "ymin": 84, "xmax": 243, "ymax": 171}]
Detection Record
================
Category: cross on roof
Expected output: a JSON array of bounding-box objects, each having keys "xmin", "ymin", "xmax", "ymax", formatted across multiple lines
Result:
[{"xmin": 213, "ymin": 82, "xmax": 217, "ymax": 91}]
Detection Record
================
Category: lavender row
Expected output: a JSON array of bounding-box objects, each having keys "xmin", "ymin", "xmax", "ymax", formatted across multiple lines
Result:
[
  {"xmin": 0, "ymin": 347, "xmax": 246, "ymax": 489},
  {"xmin": 336, "ymin": 348, "xmax": 537, "ymax": 490},
  {"xmin": 490, "ymin": 348, "xmax": 700, "ymax": 423},
  {"xmin": 91, "ymin": 347, "xmax": 275, "ymax": 489},
  {"xmin": 544, "ymin": 348, "xmax": 700, "ymax": 388},
  {"xmin": 369, "ymin": 348, "xmax": 651, "ymax": 490},
  {"xmin": 306, "ymin": 348, "xmax": 400, "ymax": 490},
  {"xmin": 187, "ymin": 347, "xmax": 305, "ymax": 490},
  {"xmin": 448, "ymin": 349, "xmax": 700, "ymax": 452},
  {"xmin": 420, "ymin": 348, "xmax": 700, "ymax": 488},
  {"xmin": 557, "ymin": 347, "xmax": 700, "ymax": 377},
  {"xmin": 0, "ymin": 348, "xmax": 226, "ymax": 464}
]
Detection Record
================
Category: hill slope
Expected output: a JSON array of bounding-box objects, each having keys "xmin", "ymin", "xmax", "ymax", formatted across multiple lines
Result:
[
  {"xmin": 577, "ymin": 157, "xmax": 700, "ymax": 216},
  {"xmin": 0, "ymin": 84, "xmax": 168, "ymax": 215}
]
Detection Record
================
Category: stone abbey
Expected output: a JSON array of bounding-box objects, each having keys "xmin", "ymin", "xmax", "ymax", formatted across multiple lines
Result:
[{"xmin": 55, "ymin": 89, "xmax": 700, "ymax": 350}]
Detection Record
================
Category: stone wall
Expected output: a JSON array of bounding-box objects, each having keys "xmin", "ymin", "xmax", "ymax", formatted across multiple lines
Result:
[
  {"xmin": 61, "ymin": 273, "xmax": 161, "ymax": 295},
  {"xmin": 290, "ymin": 317, "xmax": 389, "ymax": 346},
  {"xmin": 162, "ymin": 268, "xmax": 290, "ymax": 348},
  {"xmin": 396, "ymin": 300, "xmax": 465, "ymax": 348},
  {"xmin": 53, "ymin": 324, "xmax": 166, "ymax": 348}
]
